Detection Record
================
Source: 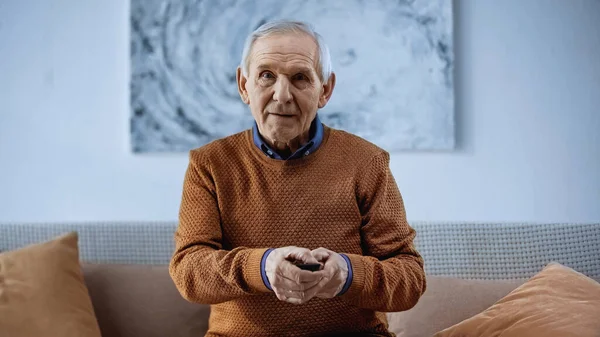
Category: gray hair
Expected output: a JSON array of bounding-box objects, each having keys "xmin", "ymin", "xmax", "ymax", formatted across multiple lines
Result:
[{"xmin": 240, "ymin": 20, "xmax": 333, "ymax": 82}]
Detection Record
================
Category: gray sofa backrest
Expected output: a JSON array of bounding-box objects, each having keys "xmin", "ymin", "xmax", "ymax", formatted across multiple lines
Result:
[{"xmin": 1, "ymin": 222, "xmax": 598, "ymax": 280}]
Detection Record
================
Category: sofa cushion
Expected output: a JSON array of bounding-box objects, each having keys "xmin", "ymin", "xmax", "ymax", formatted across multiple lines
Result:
[
  {"xmin": 387, "ymin": 276, "xmax": 525, "ymax": 337},
  {"xmin": 82, "ymin": 264, "xmax": 210, "ymax": 337},
  {"xmin": 433, "ymin": 263, "xmax": 600, "ymax": 337},
  {"xmin": 0, "ymin": 232, "xmax": 102, "ymax": 337},
  {"xmin": 80, "ymin": 267, "xmax": 533, "ymax": 337}
]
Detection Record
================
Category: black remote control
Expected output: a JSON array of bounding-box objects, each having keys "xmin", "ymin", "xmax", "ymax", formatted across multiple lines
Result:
[{"xmin": 294, "ymin": 262, "xmax": 322, "ymax": 272}]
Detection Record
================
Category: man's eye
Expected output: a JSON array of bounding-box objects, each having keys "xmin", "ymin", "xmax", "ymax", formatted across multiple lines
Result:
[
  {"xmin": 293, "ymin": 74, "xmax": 307, "ymax": 81},
  {"xmin": 261, "ymin": 72, "xmax": 275, "ymax": 79}
]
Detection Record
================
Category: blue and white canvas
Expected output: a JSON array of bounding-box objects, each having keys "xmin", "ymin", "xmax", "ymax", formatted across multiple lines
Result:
[{"xmin": 131, "ymin": 0, "xmax": 454, "ymax": 152}]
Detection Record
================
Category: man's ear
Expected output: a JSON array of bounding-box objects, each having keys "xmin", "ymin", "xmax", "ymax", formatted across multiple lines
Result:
[
  {"xmin": 237, "ymin": 67, "xmax": 250, "ymax": 105},
  {"xmin": 318, "ymin": 72, "xmax": 336, "ymax": 109}
]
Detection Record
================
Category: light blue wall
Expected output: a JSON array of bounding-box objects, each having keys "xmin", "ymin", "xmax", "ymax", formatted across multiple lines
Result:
[{"xmin": 1, "ymin": 0, "xmax": 599, "ymax": 223}]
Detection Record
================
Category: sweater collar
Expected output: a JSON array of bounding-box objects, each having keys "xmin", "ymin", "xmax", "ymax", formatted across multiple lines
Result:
[{"xmin": 252, "ymin": 114, "xmax": 324, "ymax": 160}]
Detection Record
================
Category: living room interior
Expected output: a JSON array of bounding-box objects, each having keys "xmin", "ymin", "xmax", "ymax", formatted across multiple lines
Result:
[{"xmin": 1, "ymin": 0, "xmax": 599, "ymax": 336}]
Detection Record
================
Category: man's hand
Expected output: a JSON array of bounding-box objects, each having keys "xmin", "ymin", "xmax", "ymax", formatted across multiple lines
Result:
[
  {"xmin": 309, "ymin": 247, "xmax": 349, "ymax": 299},
  {"xmin": 265, "ymin": 246, "xmax": 324, "ymax": 305}
]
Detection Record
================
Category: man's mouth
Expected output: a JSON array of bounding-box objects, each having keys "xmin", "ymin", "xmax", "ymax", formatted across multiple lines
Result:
[{"xmin": 270, "ymin": 113, "xmax": 295, "ymax": 117}]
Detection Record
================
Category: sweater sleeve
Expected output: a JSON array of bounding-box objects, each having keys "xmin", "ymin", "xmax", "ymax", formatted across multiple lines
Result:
[
  {"xmin": 339, "ymin": 151, "xmax": 426, "ymax": 312},
  {"xmin": 169, "ymin": 150, "xmax": 271, "ymax": 304}
]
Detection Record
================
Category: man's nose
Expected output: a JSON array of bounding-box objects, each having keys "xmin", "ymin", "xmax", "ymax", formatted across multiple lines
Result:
[{"xmin": 273, "ymin": 77, "xmax": 293, "ymax": 104}]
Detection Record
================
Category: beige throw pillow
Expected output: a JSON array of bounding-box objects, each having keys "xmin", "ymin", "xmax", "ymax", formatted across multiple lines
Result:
[
  {"xmin": 387, "ymin": 277, "xmax": 525, "ymax": 337},
  {"xmin": 434, "ymin": 262, "xmax": 600, "ymax": 337},
  {"xmin": 0, "ymin": 232, "xmax": 102, "ymax": 337}
]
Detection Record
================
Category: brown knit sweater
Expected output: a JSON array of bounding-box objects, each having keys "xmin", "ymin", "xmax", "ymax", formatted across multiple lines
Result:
[{"xmin": 169, "ymin": 125, "xmax": 426, "ymax": 337}]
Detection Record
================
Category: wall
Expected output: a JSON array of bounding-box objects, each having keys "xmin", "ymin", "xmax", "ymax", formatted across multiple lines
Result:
[{"xmin": 1, "ymin": 0, "xmax": 599, "ymax": 223}]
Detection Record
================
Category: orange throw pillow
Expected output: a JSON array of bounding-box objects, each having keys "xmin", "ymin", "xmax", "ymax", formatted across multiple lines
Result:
[
  {"xmin": 0, "ymin": 232, "xmax": 102, "ymax": 337},
  {"xmin": 434, "ymin": 262, "xmax": 600, "ymax": 337}
]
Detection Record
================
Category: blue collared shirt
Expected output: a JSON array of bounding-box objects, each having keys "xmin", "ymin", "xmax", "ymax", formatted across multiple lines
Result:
[
  {"xmin": 254, "ymin": 115, "xmax": 353, "ymax": 296},
  {"xmin": 252, "ymin": 115, "xmax": 324, "ymax": 160}
]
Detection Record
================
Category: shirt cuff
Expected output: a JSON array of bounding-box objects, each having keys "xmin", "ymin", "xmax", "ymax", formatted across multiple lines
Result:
[
  {"xmin": 338, "ymin": 253, "xmax": 353, "ymax": 296},
  {"xmin": 260, "ymin": 248, "xmax": 275, "ymax": 291}
]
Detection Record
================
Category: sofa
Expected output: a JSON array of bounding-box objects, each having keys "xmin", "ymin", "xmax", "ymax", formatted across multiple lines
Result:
[{"xmin": 1, "ymin": 221, "xmax": 599, "ymax": 336}]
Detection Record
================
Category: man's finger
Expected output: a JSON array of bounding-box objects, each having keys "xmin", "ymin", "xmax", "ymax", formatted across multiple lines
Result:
[
  {"xmin": 279, "ymin": 261, "xmax": 324, "ymax": 283},
  {"xmin": 284, "ymin": 297, "xmax": 305, "ymax": 305},
  {"xmin": 276, "ymin": 289, "xmax": 305, "ymax": 300},
  {"xmin": 311, "ymin": 247, "xmax": 331, "ymax": 262},
  {"xmin": 287, "ymin": 249, "xmax": 320, "ymax": 264},
  {"xmin": 301, "ymin": 274, "xmax": 332, "ymax": 302},
  {"xmin": 273, "ymin": 273, "xmax": 321, "ymax": 291}
]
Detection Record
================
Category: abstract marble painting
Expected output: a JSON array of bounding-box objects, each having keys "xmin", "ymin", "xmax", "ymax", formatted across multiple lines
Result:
[{"xmin": 131, "ymin": 0, "xmax": 454, "ymax": 152}]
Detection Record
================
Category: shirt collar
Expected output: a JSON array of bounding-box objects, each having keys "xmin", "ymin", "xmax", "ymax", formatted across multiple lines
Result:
[{"xmin": 252, "ymin": 114, "xmax": 324, "ymax": 160}]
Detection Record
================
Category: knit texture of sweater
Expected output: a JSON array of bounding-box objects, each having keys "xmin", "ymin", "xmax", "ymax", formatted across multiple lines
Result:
[{"xmin": 169, "ymin": 125, "xmax": 426, "ymax": 337}]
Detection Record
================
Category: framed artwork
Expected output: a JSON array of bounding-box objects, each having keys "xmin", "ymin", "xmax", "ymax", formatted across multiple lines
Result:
[{"xmin": 131, "ymin": 0, "xmax": 454, "ymax": 152}]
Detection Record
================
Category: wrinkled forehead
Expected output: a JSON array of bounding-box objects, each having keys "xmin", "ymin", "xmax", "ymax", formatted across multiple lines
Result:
[{"xmin": 248, "ymin": 33, "xmax": 320, "ymax": 74}]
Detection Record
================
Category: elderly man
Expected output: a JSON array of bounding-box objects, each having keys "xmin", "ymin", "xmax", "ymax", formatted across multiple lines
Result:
[{"xmin": 169, "ymin": 20, "xmax": 426, "ymax": 336}]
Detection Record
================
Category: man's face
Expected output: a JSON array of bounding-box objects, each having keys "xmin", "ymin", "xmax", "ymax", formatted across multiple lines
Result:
[{"xmin": 237, "ymin": 33, "xmax": 335, "ymax": 147}]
